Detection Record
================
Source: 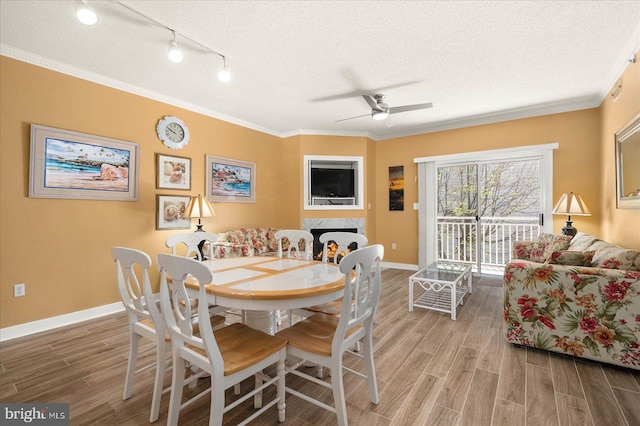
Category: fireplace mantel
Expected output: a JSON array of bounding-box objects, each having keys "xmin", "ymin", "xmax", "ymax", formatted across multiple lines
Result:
[{"xmin": 302, "ymin": 218, "xmax": 365, "ymax": 235}]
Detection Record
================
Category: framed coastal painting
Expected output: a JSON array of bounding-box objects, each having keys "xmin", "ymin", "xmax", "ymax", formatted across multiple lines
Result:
[
  {"xmin": 156, "ymin": 153, "xmax": 191, "ymax": 190},
  {"xmin": 205, "ymin": 155, "xmax": 256, "ymax": 203},
  {"xmin": 29, "ymin": 124, "xmax": 139, "ymax": 201},
  {"xmin": 156, "ymin": 195, "xmax": 191, "ymax": 230}
]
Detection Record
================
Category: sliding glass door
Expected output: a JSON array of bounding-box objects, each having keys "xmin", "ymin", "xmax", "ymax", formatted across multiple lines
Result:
[{"xmin": 437, "ymin": 158, "xmax": 543, "ymax": 273}]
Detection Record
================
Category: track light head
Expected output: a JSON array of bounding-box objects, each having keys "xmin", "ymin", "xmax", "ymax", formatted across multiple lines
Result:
[
  {"xmin": 76, "ymin": 0, "xmax": 97, "ymax": 26},
  {"xmin": 167, "ymin": 32, "xmax": 183, "ymax": 63},
  {"xmin": 218, "ymin": 60, "xmax": 231, "ymax": 83}
]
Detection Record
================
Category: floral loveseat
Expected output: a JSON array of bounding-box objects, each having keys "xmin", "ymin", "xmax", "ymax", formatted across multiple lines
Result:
[
  {"xmin": 503, "ymin": 233, "xmax": 640, "ymax": 370},
  {"xmin": 209, "ymin": 227, "xmax": 298, "ymax": 258}
]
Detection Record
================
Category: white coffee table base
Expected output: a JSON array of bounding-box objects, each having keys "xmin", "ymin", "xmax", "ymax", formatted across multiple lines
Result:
[{"xmin": 409, "ymin": 262, "xmax": 472, "ymax": 320}]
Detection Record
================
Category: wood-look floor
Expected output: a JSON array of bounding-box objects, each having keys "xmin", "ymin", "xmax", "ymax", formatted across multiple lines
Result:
[{"xmin": 2, "ymin": 269, "xmax": 640, "ymax": 425}]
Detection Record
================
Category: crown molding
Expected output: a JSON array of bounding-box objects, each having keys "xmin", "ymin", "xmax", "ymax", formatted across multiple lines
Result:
[
  {"xmin": 0, "ymin": 44, "xmax": 284, "ymax": 138},
  {"xmin": 3, "ymin": 37, "xmax": 636, "ymax": 143}
]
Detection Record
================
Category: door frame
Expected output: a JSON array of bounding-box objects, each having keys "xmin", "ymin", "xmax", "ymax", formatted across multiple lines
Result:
[{"xmin": 414, "ymin": 143, "xmax": 558, "ymax": 269}]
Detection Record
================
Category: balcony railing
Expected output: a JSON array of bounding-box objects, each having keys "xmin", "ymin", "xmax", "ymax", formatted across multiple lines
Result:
[{"xmin": 437, "ymin": 216, "xmax": 541, "ymax": 269}]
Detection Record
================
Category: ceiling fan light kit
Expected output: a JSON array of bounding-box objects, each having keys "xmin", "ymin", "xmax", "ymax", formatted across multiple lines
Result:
[
  {"xmin": 372, "ymin": 110, "xmax": 389, "ymax": 120},
  {"xmin": 337, "ymin": 94, "xmax": 433, "ymax": 123}
]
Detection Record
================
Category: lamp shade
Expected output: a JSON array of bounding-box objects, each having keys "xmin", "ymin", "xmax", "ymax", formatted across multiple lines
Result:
[
  {"xmin": 185, "ymin": 194, "xmax": 215, "ymax": 219},
  {"xmin": 552, "ymin": 192, "xmax": 591, "ymax": 216}
]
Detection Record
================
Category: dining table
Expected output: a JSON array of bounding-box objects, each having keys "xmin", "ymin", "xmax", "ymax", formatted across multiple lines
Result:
[{"xmin": 184, "ymin": 255, "xmax": 345, "ymax": 334}]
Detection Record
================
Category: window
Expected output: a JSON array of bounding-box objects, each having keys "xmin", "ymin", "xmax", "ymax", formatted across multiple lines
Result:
[{"xmin": 304, "ymin": 155, "xmax": 364, "ymax": 210}]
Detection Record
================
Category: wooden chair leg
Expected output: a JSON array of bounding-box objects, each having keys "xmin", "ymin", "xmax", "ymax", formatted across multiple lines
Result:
[{"xmin": 277, "ymin": 353, "xmax": 286, "ymax": 422}]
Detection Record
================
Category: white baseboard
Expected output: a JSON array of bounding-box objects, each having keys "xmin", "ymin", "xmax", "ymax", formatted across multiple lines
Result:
[
  {"xmin": 381, "ymin": 261, "xmax": 418, "ymax": 271},
  {"xmin": 0, "ymin": 302, "xmax": 125, "ymax": 342}
]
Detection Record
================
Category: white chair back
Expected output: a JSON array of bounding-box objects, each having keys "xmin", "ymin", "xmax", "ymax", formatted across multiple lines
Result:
[
  {"xmin": 319, "ymin": 231, "xmax": 368, "ymax": 264},
  {"xmin": 165, "ymin": 232, "xmax": 218, "ymax": 261},
  {"xmin": 335, "ymin": 244, "xmax": 384, "ymax": 352},
  {"xmin": 157, "ymin": 254, "xmax": 223, "ymax": 372},
  {"xmin": 275, "ymin": 229, "xmax": 314, "ymax": 260},
  {"xmin": 113, "ymin": 246, "xmax": 158, "ymax": 327}
]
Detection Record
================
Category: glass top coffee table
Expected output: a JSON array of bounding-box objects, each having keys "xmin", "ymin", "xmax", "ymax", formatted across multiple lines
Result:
[{"xmin": 408, "ymin": 261, "xmax": 472, "ymax": 320}]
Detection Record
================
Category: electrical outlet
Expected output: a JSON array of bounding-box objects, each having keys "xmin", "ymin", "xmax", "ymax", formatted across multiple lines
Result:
[
  {"xmin": 391, "ymin": 243, "xmax": 397, "ymax": 250},
  {"xmin": 14, "ymin": 283, "xmax": 25, "ymax": 297}
]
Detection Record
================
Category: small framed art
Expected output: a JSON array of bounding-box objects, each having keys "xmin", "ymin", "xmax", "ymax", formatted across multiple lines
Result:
[
  {"xmin": 156, "ymin": 153, "xmax": 191, "ymax": 190},
  {"xmin": 156, "ymin": 194, "xmax": 191, "ymax": 230},
  {"xmin": 206, "ymin": 155, "xmax": 256, "ymax": 203}
]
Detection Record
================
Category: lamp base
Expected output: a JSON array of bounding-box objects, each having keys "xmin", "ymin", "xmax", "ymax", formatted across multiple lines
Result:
[
  {"xmin": 561, "ymin": 220, "xmax": 577, "ymax": 237},
  {"xmin": 194, "ymin": 219, "xmax": 207, "ymax": 260}
]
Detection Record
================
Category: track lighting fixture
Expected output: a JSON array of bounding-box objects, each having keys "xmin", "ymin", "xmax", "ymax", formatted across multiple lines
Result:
[
  {"xmin": 78, "ymin": 1, "xmax": 231, "ymax": 83},
  {"xmin": 76, "ymin": 0, "xmax": 97, "ymax": 26},
  {"xmin": 218, "ymin": 57, "xmax": 231, "ymax": 83},
  {"xmin": 167, "ymin": 31, "xmax": 183, "ymax": 63}
]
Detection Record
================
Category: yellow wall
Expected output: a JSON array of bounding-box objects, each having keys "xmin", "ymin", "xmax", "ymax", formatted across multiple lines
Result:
[
  {"xmin": 1, "ymin": 55, "xmax": 639, "ymax": 329},
  {"xmin": 375, "ymin": 109, "xmax": 604, "ymax": 264},
  {"xmin": 599, "ymin": 60, "xmax": 640, "ymax": 248},
  {"xmin": 0, "ymin": 57, "xmax": 284, "ymax": 328}
]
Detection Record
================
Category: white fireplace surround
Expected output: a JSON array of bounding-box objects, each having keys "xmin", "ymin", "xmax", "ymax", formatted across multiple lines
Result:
[{"xmin": 302, "ymin": 218, "xmax": 365, "ymax": 235}]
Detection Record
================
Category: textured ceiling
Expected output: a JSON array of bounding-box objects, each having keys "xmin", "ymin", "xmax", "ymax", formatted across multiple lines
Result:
[{"xmin": 1, "ymin": 0, "xmax": 639, "ymax": 140}]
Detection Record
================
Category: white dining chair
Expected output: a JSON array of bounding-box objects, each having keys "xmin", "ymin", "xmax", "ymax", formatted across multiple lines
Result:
[
  {"xmin": 157, "ymin": 253, "xmax": 288, "ymax": 426},
  {"xmin": 112, "ymin": 247, "xmax": 168, "ymax": 423},
  {"xmin": 165, "ymin": 231, "xmax": 219, "ymax": 261},
  {"xmin": 274, "ymin": 229, "xmax": 314, "ymax": 326},
  {"xmin": 276, "ymin": 244, "xmax": 384, "ymax": 426},
  {"xmin": 275, "ymin": 229, "xmax": 314, "ymax": 261},
  {"xmin": 113, "ymin": 247, "xmax": 225, "ymax": 423},
  {"xmin": 306, "ymin": 232, "xmax": 369, "ymax": 316}
]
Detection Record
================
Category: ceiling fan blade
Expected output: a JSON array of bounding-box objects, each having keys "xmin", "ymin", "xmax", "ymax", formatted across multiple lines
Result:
[
  {"xmin": 334, "ymin": 113, "xmax": 371, "ymax": 123},
  {"xmin": 362, "ymin": 95, "xmax": 379, "ymax": 110},
  {"xmin": 388, "ymin": 102, "xmax": 433, "ymax": 114}
]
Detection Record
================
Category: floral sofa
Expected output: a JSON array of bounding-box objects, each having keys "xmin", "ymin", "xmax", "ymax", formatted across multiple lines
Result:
[
  {"xmin": 210, "ymin": 227, "xmax": 285, "ymax": 258},
  {"xmin": 503, "ymin": 233, "xmax": 640, "ymax": 370}
]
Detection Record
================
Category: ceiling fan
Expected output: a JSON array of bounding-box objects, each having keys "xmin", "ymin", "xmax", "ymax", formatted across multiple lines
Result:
[{"xmin": 335, "ymin": 94, "xmax": 433, "ymax": 122}]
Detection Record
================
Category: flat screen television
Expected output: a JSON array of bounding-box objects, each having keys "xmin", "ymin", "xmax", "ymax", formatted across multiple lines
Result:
[{"xmin": 311, "ymin": 168, "xmax": 355, "ymax": 197}]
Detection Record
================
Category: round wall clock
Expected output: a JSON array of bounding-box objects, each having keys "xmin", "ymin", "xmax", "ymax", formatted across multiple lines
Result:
[{"xmin": 156, "ymin": 116, "xmax": 190, "ymax": 149}]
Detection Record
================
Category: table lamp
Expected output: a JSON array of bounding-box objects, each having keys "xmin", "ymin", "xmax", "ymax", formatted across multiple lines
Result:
[
  {"xmin": 552, "ymin": 192, "xmax": 591, "ymax": 236},
  {"xmin": 184, "ymin": 194, "xmax": 215, "ymax": 232},
  {"xmin": 185, "ymin": 194, "xmax": 215, "ymax": 259}
]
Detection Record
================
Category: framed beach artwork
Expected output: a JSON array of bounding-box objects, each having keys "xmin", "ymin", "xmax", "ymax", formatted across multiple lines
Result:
[
  {"xmin": 206, "ymin": 155, "xmax": 256, "ymax": 203},
  {"xmin": 156, "ymin": 195, "xmax": 191, "ymax": 230},
  {"xmin": 29, "ymin": 124, "xmax": 139, "ymax": 201},
  {"xmin": 156, "ymin": 153, "xmax": 191, "ymax": 190}
]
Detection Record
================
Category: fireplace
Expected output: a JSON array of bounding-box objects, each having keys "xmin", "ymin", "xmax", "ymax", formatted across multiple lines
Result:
[
  {"xmin": 310, "ymin": 228, "xmax": 358, "ymax": 262},
  {"xmin": 302, "ymin": 217, "xmax": 366, "ymax": 261}
]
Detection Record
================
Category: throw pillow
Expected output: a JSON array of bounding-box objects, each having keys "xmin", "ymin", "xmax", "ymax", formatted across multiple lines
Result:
[
  {"xmin": 547, "ymin": 250, "xmax": 595, "ymax": 266},
  {"xmin": 568, "ymin": 233, "xmax": 600, "ymax": 252},
  {"xmin": 592, "ymin": 246, "xmax": 640, "ymax": 271},
  {"xmin": 512, "ymin": 241, "xmax": 534, "ymax": 259},
  {"xmin": 529, "ymin": 233, "xmax": 573, "ymax": 263}
]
